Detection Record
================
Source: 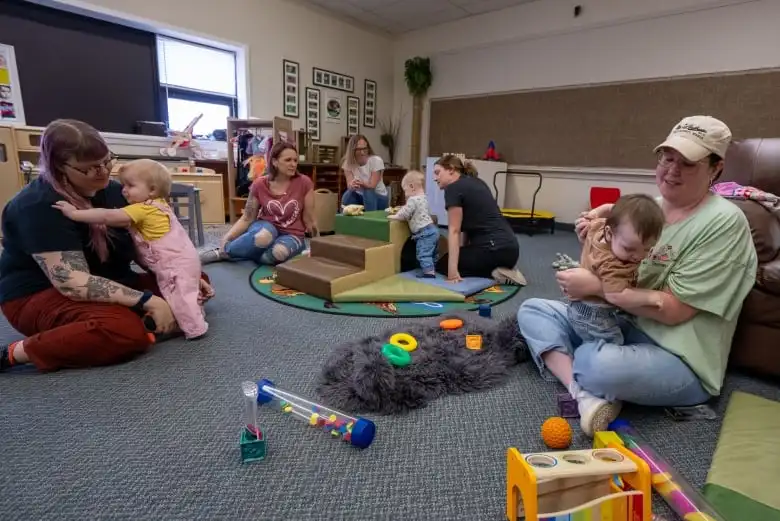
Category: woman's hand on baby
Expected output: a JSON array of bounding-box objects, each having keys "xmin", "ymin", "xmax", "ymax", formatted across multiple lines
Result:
[
  {"xmin": 52, "ymin": 200, "xmax": 78, "ymax": 219},
  {"xmin": 556, "ymin": 268, "xmax": 601, "ymax": 300},
  {"xmin": 574, "ymin": 211, "xmax": 593, "ymax": 242},
  {"xmin": 143, "ymin": 295, "xmax": 177, "ymax": 334}
]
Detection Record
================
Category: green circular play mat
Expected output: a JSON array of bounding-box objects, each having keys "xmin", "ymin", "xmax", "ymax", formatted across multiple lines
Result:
[{"xmin": 249, "ymin": 266, "xmax": 521, "ymax": 318}]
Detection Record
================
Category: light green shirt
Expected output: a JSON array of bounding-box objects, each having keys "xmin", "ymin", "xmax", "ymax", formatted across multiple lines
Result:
[{"xmin": 637, "ymin": 195, "xmax": 757, "ymax": 395}]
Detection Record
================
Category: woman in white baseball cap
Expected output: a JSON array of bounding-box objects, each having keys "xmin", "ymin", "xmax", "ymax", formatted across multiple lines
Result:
[{"xmin": 516, "ymin": 115, "xmax": 757, "ymax": 436}]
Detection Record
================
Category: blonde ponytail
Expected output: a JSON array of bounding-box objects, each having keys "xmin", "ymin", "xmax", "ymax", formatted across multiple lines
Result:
[{"xmin": 461, "ymin": 159, "xmax": 478, "ymax": 177}]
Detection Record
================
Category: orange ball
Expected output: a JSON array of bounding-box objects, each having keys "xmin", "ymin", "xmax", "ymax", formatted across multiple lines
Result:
[{"xmin": 541, "ymin": 417, "xmax": 572, "ymax": 449}]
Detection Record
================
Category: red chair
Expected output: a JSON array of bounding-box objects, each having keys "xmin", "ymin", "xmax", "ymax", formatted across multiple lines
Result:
[{"xmin": 590, "ymin": 187, "xmax": 621, "ymax": 209}]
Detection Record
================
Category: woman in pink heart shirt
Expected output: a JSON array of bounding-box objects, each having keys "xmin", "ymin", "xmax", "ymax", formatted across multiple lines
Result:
[{"xmin": 201, "ymin": 141, "xmax": 317, "ymax": 265}]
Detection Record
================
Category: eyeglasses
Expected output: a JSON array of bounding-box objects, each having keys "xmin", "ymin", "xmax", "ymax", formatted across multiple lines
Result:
[
  {"xmin": 355, "ymin": 147, "xmax": 369, "ymax": 153},
  {"xmin": 66, "ymin": 153, "xmax": 118, "ymax": 176},
  {"xmin": 656, "ymin": 151, "xmax": 704, "ymax": 172}
]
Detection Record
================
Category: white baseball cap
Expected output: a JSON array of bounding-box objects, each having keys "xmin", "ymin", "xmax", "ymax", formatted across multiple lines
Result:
[{"xmin": 654, "ymin": 115, "xmax": 732, "ymax": 161}]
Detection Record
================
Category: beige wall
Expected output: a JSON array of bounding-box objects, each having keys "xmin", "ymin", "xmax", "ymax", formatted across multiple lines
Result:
[
  {"xmin": 393, "ymin": 0, "xmax": 777, "ymax": 221},
  {"xmin": 45, "ymin": 0, "xmax": 395, "ymax": 154}
]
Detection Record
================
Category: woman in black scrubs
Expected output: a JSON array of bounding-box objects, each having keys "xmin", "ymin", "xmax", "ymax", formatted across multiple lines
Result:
[{"xmin": 400, "ymin": 155, "xmax": 525, "ymax": 285}]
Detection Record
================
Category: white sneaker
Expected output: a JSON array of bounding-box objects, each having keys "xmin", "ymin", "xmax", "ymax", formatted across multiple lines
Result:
[
  {"xmin": 491, "ymin": 267, "xmax": 527, "ymax": 286},
  {"xmin": 569, "ymin": 382, "xmax": 622, "ymax": 437},
  {"xmin": 199, "ymin": 248, "xmax": 228, "ymax": 265}
]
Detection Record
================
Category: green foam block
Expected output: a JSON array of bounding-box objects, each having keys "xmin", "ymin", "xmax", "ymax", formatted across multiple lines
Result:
[
  {"xmin": 703, "ymin": 391, "xmax": 780, "ymax": 521},
  {"xmin": 332, "ymin": 274, "xmax": 465, "ymax": 302}
]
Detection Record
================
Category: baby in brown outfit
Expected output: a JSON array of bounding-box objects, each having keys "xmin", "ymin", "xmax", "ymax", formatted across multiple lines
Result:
[{"xmin": 568, "ymin": 194, "xmax": 665, "ymax": 344}]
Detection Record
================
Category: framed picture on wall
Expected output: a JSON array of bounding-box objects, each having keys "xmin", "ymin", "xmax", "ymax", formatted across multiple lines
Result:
[
  {"xmin": 0, "ymin": 43, "xmax": 26, "ymax": 125},
  {"xmin": 283, "ymin": 59, "xmax": 299, "ymax": 118},
  {"xmin": 313, "ymin": 67, "xmax": 354, "ymax": 93},
  {"xmin": 305, "ymin": 87, "xmax": 321, "ymax": 142},
  {"xmin": 363, "ymin": 79, "xmax": 376, "ymax": 128},
  {"xmin": 347, "ymin": 96, "xmax": 359, "ymax": 136}
]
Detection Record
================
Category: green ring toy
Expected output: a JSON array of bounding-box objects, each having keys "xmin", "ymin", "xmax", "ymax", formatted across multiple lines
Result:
[{"xmin": 382, "ymin": 343, "xmax": 412, "ymax": 367}]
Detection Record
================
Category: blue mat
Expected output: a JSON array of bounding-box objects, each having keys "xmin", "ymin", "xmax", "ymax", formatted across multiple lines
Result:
[{"xmin": 399, "ymin": 270, "xmax": 496, "ymax": 296}]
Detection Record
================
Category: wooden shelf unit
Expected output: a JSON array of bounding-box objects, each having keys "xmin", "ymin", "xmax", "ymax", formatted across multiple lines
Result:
[
  {"xmin": 224, "ymin": 117, "xmax": 408, "ymax": 221},
  {"xmin": 0, "ymin": 125, "xmax": 227, "ymax": 225},
  {"xmin": 226, "ymin": 118, "xmax": 274, "ymax": 223}
]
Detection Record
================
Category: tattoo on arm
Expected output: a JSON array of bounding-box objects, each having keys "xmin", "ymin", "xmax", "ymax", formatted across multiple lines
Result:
[
  {"xmin": 32, "ymin": 250, "xmax": 143, "ymax": 303},
  {"xmin": 243, "ymin": 195, "xmax": 260, "ymax": 221},
  {"xmin": 60, "ymin": 251, "xmax": 89, "ymax": 272}
]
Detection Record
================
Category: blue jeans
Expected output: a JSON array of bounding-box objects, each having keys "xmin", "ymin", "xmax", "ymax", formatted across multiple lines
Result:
[
  {"xmin": 341, "ymin": 189, "xmax": 388, "ymax": 211},
  {"xmin": 517, "ymin": 298, "xmax": 710, "ymax": 406},
  {"xmin": 224, "ymin": 220, "xmax": 306, "ymax": 265},
  {"xmin": 413, "ymin": 224, "xmax": 439, "ymax": 273},
  {"xmin": 568, "ymin": 300, "xmax": 624, "ymax": 344}
]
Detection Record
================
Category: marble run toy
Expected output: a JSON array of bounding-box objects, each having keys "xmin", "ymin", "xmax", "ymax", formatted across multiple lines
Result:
[
  {"xmin": 256, "ymin": 379, "xmax": 376, "ymax": 449},
  {"xmin": 506, "ymin": 445, "xmax": 652, "ymax": 521},
  {"xmin": 239, "ymin": 381, "xmax": 266, "ymax": 463},
  {"xmin": 609, "ymin": 420, "xmax": 726, "ymax": 521}
]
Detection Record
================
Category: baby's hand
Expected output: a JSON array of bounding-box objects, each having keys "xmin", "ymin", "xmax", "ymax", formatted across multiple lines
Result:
[{"xmin": 52, "ymin": 200, "xmax": 78, "ymax": 219}]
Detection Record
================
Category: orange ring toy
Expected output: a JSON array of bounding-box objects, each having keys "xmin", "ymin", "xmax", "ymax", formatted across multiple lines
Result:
[{"xmin": 439, "ymin": 318, "xmax": 464, "ymax": 330}]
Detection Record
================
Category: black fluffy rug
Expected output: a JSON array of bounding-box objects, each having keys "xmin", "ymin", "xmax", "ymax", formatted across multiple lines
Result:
[{"xmin": 316, "ymin": 311, "xmax": 528, "ymax": 415}]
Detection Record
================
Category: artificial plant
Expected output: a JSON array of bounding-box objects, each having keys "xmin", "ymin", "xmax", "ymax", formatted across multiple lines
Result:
[
  {"xmin": 379, "ymin": 110, "xmax": 402, "ymax": 165},
  {"xmin": 404, "ymin": 57, "xmax": 432, "ymax": 169}
]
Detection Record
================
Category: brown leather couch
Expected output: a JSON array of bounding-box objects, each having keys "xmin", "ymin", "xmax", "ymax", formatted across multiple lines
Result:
[{"xmin": 717, "ymin": 138, "xmax": 780, "ymax": 378}]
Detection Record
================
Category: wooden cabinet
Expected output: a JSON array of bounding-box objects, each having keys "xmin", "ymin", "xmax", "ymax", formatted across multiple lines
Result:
[
  {"xmin": 164, "ymin": 174, "xmax": 225, "ymax": 224},
  {"xmin": 0, "ymin": 127, "xmax": 23, "ymax": 222}
]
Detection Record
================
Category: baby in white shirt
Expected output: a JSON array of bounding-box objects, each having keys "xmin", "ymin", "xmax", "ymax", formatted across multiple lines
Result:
[{"xmin": 388, "ymin": 170, "xmax": 438, "ymax": 278}]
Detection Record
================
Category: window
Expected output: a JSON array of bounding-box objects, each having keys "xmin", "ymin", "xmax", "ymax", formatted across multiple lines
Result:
[{"xmin": 156, "ymin": 36, "xmax": 237, "ymax": 136}]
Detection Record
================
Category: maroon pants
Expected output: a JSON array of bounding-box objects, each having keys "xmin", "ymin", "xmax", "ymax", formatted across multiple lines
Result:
[{"xmin": 1, "ymin": 272, "xmax": 210, "ymax": 372}]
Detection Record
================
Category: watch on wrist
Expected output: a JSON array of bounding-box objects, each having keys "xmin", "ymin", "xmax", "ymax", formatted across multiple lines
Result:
[{"xmin": 132, "ymin": 290, "xmax": 154, "ymax": 312}]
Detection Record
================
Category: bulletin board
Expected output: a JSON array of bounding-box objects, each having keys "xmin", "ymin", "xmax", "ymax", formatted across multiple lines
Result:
[{"xmin": 428, "ymin": 70, "xmax": 780, "ymax": 169}]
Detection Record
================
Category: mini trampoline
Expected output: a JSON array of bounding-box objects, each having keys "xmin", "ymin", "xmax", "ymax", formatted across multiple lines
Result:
[{"xmin": 493, "ymin": 170, "xmax": 556, "ymax": 235}]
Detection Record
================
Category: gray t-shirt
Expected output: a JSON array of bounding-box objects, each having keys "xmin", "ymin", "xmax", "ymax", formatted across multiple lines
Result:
[{"xmin": 395, "ymin": 194, "xmax": 434, "ymax": 234}]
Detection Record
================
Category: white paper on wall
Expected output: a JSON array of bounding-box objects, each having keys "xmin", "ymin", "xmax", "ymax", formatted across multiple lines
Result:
[{"xmin": 0, "ymin": 44, "xmax": 26, "ymax": 125}]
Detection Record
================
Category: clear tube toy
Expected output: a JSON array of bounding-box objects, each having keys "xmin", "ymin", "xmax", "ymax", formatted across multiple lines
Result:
[
  {"xmin": 609, "ymin": 420, "xmax": 725, "ymax": 521},
  {"xmin": 256, "ymin": 379, "xmax": 376, "ymax": 449},
  {"xmin": 242, "ymin": 381, "xmax": 262, "ymax": 439}
]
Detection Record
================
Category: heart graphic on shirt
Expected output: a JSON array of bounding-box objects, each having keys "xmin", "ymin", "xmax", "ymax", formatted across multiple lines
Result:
[{"xmin": 265, "ymin": 199, "xmax": 301, "ymax": 228}]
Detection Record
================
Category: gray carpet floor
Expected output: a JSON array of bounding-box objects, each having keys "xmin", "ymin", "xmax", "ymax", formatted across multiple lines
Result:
[{"xmin": 1, "ymin": 228, "xmax": 778, "ymax": 520}]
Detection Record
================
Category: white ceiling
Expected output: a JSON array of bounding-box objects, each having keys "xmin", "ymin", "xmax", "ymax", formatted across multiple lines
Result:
[{"xmin": 296, "ymin": 0, "xmax": 539, "ymax": 35}]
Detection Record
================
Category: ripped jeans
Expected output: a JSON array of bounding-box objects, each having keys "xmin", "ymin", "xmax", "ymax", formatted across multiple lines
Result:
[{"xmin": 224, "ymin": 220, "xmax": 306, "ymax": 265}]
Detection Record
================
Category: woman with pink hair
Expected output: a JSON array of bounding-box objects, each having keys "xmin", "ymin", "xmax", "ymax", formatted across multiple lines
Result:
[{"xmin": 0, "ymin": 119, "xmax": 215, "ymax": 372}]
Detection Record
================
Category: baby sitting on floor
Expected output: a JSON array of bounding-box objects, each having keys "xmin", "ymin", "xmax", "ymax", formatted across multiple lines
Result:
[
  {"xmin": 569, "ymin": 193, "xmax": 664, "ymax": 344},
  {"xmin": 387, "ymin": 170, "xmax": 438, "ymax": 278}
]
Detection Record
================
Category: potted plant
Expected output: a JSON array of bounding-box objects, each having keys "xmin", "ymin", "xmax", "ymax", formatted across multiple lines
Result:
[
  {"xmin": 379, "ymin": 112, "xmax": 402, "ymax": 165},
  {"xmin": 404, "ymin": 56, "xmax": 432, "ymax": 169}
]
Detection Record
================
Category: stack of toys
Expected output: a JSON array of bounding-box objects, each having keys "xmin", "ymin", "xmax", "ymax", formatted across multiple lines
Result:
[
  {"xmin": 506, "ymin": 416, "xmax": 728, "ymax": 520},
  {"xmin": 483, "ymin": 140, "xmax": 500, "ymax": 161}
]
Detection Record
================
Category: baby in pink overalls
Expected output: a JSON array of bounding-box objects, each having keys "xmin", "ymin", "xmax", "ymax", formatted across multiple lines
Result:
[{"xmin": 53, "ymin": 159, "xmax": 208, "ymax": 339}]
